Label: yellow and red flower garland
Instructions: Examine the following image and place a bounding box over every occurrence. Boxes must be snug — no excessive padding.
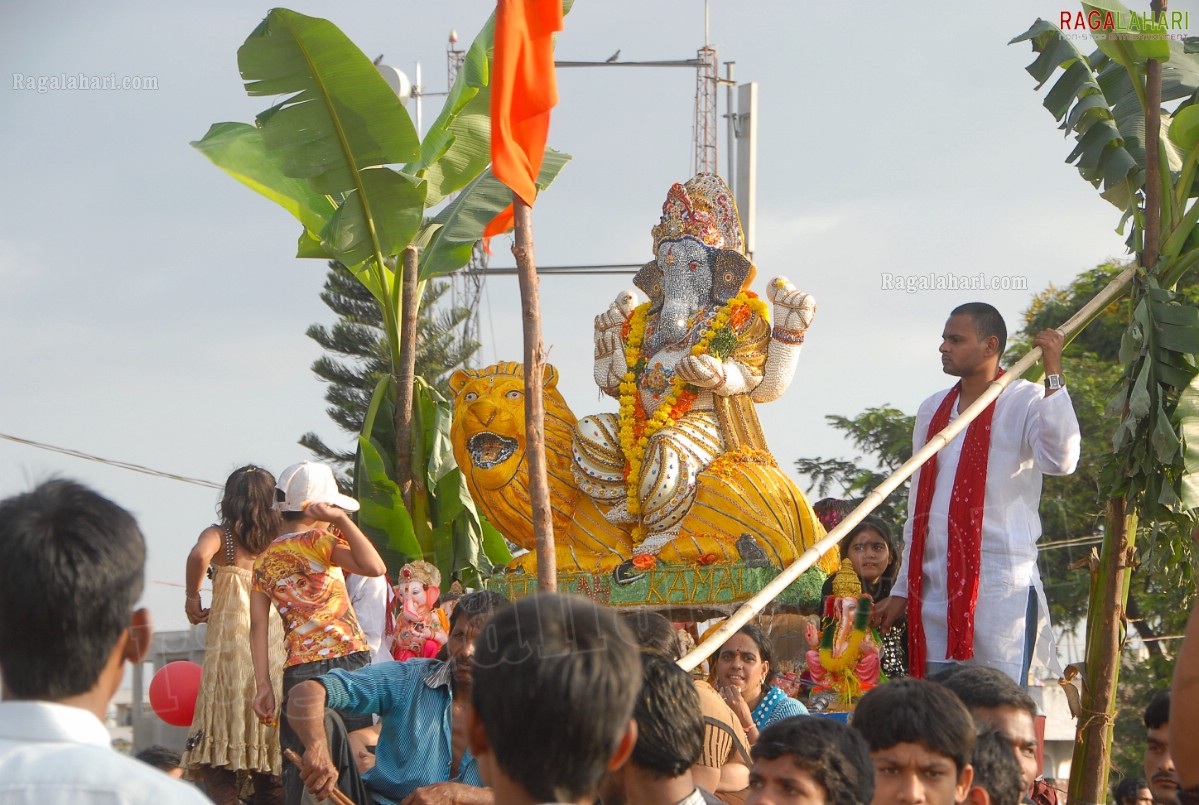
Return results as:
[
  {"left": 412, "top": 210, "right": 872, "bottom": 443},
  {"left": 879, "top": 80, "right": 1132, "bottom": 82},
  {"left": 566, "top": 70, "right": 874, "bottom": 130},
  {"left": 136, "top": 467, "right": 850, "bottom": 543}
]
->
[
  {"left": 617, "top": 291, "right": 768, "bottom": 543},
  {"left": 819, "top": 627, "right": 869, "bottom": 706}
]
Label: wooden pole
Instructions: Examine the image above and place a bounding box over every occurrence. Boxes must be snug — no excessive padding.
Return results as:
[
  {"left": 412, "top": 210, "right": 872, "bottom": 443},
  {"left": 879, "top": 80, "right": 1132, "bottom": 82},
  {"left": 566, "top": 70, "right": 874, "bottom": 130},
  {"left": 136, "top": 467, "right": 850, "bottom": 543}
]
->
[
  {"left": 512, "top": 195, "right": 556, "bottom": 592},
  {"left": 678, "top": 264, "right": 1135, "bottom": 673},
  {"left": 1070, "top": 5, "right": 1163, "bottom": 800},
  {"left": 394, "top": 245, "right": 419, "bottom": 512},
  {"left": 1069, "top": 501, "right": 1137, "bottom": 803}
]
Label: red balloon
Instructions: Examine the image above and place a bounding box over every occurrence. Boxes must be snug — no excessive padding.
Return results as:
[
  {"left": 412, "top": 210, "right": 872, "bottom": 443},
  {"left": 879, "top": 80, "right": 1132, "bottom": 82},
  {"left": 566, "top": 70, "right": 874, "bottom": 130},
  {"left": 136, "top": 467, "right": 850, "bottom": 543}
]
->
[{"left": 148, "top": 660, "right": 202, "bottom": 727}]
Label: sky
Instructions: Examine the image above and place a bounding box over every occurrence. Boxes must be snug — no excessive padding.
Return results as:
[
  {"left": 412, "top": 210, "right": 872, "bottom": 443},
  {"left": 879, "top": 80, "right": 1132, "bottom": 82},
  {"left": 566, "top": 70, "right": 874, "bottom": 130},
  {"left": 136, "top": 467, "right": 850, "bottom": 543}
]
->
[{"left": 3, "top": 0, "right": 1190, "bottom": 653}]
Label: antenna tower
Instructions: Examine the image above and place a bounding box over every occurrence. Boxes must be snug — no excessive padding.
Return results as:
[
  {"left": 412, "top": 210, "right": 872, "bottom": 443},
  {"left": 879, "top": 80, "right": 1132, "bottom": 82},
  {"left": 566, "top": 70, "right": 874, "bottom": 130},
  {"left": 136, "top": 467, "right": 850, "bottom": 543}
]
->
[{"left": 693, "top": 45, "right": 718, "bottom": 175}]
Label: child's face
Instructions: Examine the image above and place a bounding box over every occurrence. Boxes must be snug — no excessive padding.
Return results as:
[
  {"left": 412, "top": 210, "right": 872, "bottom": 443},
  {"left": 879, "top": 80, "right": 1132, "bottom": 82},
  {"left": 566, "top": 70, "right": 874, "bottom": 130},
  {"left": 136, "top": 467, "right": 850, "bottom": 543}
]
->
[
  {"left": 870, "top": 743, "right": 972, "bottom": 805},
  {"left": 848, "top": 528, "right": 892, "bottom": 585},
  {"left": 746, "top": 756, "right": 827, "bottom": 805}
]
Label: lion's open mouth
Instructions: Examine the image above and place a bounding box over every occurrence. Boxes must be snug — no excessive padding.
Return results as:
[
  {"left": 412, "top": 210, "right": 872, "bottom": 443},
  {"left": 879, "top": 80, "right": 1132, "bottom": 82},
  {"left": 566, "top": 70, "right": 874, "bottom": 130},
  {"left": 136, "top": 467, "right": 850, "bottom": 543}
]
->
[{"left": 467, "top": 432, "right": 519, "bottom": 469}]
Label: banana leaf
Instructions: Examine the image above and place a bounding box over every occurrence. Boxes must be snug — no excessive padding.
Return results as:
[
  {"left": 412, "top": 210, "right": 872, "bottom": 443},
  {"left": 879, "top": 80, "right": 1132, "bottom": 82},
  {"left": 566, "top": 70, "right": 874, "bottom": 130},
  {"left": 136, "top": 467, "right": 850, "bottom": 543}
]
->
[
  {"left": 412, "top": 14, "right": 496, "bottom": 207},
  {"left": 1081, "top": 0, "right": 1170, "bottom": 65},
  {"left": 357, "top": 435, "right": 421, "bottom": 570},
  {"left": 420, "top": 149, "right": 572, "bottom": 279},
  {"left": 238, "top": 9, "right": 425, "bottom": 278},
  {"left": 191, "top": 122, "right": 336, "bottom": 237},
  {"left": 1011, "top": 19, "right": 1143, "bottom": 209},
  {"left": 1177, "top": 371, "right": 1199, "bottom": 508}
]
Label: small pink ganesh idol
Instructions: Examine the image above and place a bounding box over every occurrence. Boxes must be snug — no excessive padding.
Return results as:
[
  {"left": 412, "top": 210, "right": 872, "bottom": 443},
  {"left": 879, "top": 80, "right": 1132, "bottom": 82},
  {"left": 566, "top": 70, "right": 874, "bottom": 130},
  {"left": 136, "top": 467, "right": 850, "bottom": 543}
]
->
[
  {"left": 804, "top": 559, "right": 881, "bottom": 706},
  {"left": 390, "top": 560, "right": 449, "bottom": 662}
]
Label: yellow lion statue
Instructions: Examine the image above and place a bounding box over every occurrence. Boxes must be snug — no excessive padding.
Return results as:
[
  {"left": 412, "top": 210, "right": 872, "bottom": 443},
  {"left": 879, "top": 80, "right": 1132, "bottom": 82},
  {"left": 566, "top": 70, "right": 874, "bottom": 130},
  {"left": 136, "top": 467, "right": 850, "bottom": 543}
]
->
[{"left": 449, "top": 361, "right": 836, "bottom": 577}]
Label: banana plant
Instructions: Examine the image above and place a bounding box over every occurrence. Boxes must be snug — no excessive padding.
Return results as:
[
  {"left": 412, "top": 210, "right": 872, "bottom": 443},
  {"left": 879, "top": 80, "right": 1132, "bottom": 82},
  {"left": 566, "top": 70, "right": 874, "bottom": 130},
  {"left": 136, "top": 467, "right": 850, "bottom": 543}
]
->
[
  {"left": 193, "top": 8, "right": 568, "bottom": 582},
  {"left": 1013, "top": 0, "right": 1199, "bottom": 796}
]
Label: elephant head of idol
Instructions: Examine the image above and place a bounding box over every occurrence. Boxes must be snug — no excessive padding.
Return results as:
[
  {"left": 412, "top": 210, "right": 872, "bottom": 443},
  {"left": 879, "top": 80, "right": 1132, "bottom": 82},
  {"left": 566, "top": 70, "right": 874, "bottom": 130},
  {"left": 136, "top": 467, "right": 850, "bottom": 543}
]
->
[{"left": 637, "top": 173, "right": 756, "bottom": 353}]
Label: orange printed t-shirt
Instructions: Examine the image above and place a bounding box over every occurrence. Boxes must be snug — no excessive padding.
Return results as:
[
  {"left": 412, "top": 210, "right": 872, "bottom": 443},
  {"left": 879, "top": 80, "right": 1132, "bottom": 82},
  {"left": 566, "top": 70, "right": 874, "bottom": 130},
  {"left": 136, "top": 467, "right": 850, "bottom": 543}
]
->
[{"left": 252, "top": 529, "right": 368, "bottom": 667}]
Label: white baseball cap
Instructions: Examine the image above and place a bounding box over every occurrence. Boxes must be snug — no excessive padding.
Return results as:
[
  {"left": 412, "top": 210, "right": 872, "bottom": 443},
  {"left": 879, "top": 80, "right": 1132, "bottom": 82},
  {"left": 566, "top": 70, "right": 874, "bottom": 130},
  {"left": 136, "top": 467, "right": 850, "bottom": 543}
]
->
[{"left": 273, "top": 462, "right": 360, "bottom": 512}]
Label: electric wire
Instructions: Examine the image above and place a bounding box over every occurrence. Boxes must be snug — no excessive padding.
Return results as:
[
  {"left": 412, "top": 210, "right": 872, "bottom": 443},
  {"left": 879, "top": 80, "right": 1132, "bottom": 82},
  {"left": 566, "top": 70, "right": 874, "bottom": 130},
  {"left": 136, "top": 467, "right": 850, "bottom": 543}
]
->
[{"left": 0, "top": 432, "right": 222, "bottom": 489}]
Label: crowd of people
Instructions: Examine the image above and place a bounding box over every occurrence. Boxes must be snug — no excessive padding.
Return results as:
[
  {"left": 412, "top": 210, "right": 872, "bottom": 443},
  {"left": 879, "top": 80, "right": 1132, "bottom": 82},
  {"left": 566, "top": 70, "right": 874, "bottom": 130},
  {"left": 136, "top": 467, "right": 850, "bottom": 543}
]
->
[
  {"left": 0, "top": 474, "right": 1192, "bottom": 805},
  {"left": 0, "top": 303, "right": 1193, "bottom": 804}
]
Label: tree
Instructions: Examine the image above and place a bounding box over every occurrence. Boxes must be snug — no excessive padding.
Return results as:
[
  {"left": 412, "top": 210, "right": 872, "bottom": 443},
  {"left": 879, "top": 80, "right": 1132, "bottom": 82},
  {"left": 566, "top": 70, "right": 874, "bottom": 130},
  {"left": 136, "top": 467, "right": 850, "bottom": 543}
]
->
[
  {"left": 793, "top": 406, "right": 914, "bottom": 532},
  {"left": 301, "top": 260, "right": 479, "bottom": 472},
  {"left": 192, "top": 8, "right": 572, "bottom": 583},
  {"left": 1021, "top": 264, "right": 1199, "bottom": 777},
  {"left": 1012, "top": 6, "right": 1199, "bottom": 795}
]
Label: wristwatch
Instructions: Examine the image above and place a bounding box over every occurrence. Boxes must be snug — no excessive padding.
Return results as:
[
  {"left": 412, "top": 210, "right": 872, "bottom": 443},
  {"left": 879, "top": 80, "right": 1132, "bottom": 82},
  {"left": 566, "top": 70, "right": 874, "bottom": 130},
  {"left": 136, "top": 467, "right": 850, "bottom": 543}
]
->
[{"left": 1044, "top": 374, "right": 1065, "bottom": 391}]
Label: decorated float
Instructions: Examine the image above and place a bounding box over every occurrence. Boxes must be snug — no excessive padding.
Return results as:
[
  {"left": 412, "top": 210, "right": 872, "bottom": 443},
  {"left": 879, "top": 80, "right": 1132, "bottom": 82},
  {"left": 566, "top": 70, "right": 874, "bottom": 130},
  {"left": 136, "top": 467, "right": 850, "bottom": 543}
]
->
[{"left": 449, "top": 173, "right": 840, "bottom": 619}]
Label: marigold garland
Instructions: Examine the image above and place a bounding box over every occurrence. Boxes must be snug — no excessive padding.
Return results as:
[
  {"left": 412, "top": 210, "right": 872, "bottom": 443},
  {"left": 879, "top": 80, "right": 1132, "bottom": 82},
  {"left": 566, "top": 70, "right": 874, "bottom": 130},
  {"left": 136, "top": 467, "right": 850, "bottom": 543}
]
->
[
  {"left": 817, "top": 629, "right": 867, "bottom": 676},
  {"left": 707, "top": 448, "right": 778, "bottom": 479},
  {"left": 617, "top": 292, "right": 769, "bottom": 541}
]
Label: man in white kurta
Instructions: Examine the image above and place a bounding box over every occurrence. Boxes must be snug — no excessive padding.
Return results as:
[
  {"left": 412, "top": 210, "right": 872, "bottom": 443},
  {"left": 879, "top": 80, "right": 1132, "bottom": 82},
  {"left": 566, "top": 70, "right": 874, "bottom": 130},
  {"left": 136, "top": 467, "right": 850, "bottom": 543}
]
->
[{"left": 876, "top": 303, "right": 1081, "bottom": 684}]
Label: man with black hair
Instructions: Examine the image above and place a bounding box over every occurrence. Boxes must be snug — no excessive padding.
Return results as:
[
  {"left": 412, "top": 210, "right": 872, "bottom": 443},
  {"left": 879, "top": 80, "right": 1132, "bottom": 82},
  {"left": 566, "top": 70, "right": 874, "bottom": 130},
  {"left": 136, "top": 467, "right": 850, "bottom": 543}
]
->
[
  {"left": 134, "top": 745, "right": 184, "bottom": 779},
  {"left": 745, "top": 716, "right": 874, "bottom": 805},
  {"left": 470, "top": 593, "right": 640, "bottom": 805},
  {"left": 853, "top": 678, "right": 975, "bottom": 805},
  {"left": 934, "top": 666, "right": 1040, "bottom": 794},
  {"left": 0, "top": 479, "right": 209, "bottom": 804},
  {"left": 875, "top": 303, "right": 1080, "bottom": 684},
  {"left": 621, "top": 610, "right": 750, "bottom": 796},
  {"left": 1142, "top": 690, "right": 1178, "bottom": 804},
  {"left": 1112, "top": 777, "right": 1152, "bottom": 805},
  {"left": 599, "top": 650, "right": 719, "bottom": 805},
  {"left": 968, "top": 730, "right": 1024, "bottom": 805},
  {"left": 288, "top": 589, "right": 508, "bottom": 805}
]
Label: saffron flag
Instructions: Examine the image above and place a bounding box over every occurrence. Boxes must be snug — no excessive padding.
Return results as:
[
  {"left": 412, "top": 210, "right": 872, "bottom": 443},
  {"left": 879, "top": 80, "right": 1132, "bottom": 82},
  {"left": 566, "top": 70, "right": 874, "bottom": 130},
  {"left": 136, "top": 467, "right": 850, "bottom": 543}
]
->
[{"left": 483, "top": 0, "right": 564, "bottom": 242}]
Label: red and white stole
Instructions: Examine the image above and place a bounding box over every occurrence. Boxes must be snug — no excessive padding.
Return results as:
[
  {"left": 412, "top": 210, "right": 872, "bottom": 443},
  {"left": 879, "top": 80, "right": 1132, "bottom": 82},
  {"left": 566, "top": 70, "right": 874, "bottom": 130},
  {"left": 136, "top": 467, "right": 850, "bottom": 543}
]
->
[{"left": 906, "top": 373, "right": 1001, "bottom": 678}]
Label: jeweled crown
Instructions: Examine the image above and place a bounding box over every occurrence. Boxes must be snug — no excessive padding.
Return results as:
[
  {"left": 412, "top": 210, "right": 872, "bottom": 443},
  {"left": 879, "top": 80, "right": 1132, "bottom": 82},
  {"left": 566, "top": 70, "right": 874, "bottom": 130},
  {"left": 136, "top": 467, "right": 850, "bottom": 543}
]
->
[
  {"left": 831, "top": 558, "right": 863, "bottom": 598},
  {"left": 651, "top": 173, "right": 745, "bottom": 255},
  {"left": 399, "top": 559, "right": 441, "bottom": 588}
]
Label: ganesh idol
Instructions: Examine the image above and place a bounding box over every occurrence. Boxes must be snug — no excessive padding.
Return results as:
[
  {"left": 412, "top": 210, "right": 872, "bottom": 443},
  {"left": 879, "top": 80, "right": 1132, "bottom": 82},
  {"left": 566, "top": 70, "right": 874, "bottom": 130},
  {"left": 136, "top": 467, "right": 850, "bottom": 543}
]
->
[{"left": 573, "top": 173, "right": 817, "bottom": 555}]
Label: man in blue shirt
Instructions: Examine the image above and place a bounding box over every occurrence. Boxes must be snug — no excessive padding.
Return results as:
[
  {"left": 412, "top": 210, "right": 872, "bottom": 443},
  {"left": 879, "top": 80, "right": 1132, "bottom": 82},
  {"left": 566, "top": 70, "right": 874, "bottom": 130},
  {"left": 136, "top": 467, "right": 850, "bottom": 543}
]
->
[{"left": 288, "top": 590, "right": 507, "bottom": 805}]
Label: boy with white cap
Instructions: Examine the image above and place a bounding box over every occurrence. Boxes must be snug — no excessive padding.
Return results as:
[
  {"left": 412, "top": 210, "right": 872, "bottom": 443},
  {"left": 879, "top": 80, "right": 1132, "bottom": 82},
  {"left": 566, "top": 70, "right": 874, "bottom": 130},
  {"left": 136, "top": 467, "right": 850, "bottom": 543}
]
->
[{"left": 249, "top": 461, "right": 387, "bottom": 805}]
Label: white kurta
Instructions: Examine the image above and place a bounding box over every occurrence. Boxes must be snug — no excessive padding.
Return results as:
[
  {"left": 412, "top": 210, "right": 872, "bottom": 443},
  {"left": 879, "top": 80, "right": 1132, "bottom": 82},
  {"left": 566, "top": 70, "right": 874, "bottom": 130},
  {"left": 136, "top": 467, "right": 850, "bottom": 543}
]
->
[
  {"left": 894, "top": 380, "right": 1081, "bottom": 682},
  {"left": 346, "top": 573, "right": 392, "bottom": 665}
]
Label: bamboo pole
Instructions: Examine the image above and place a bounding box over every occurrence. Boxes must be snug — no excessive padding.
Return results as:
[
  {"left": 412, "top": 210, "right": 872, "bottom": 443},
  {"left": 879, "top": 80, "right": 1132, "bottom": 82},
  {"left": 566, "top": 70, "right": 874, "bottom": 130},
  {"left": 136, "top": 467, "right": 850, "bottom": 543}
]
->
[
  {"left": 512, "top": 195, "right": 557, "bottom": 592},
  {"left": 678, "top": 264, "right": 1136, "bottom": 673}
]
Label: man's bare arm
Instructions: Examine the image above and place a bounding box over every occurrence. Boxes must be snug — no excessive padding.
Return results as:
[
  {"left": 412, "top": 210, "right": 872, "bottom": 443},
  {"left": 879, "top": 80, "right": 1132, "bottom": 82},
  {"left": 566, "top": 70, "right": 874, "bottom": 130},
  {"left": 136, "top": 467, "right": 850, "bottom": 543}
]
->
[{"left": 287, "top": 679, "right": 340, "bottom": 801}]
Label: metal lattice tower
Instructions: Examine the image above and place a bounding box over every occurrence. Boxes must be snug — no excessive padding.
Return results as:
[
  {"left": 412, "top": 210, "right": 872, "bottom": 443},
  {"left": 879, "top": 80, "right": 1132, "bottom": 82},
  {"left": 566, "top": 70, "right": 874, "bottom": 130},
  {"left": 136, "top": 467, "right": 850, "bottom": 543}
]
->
[
  {"left": 447, "top": 29, "right": 465, "bottom": 84},
  {"left": 693, "top": 46, "right": 718, "bottom": 175}
]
